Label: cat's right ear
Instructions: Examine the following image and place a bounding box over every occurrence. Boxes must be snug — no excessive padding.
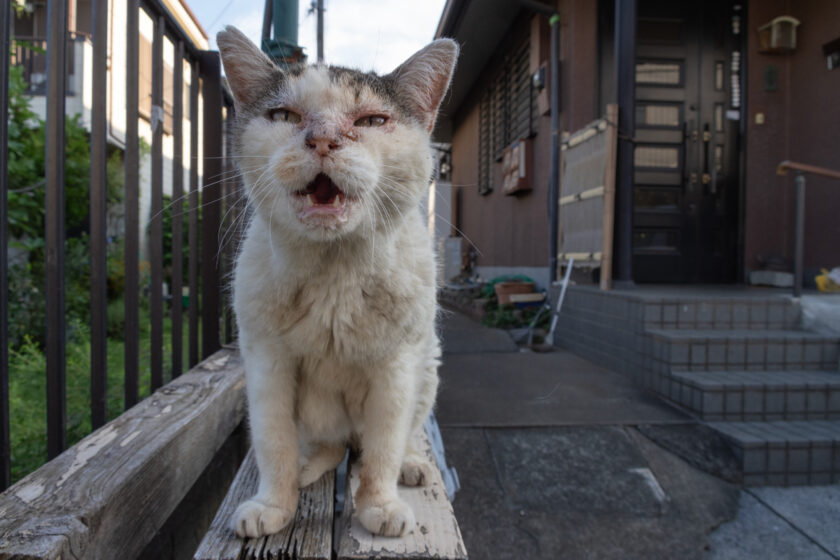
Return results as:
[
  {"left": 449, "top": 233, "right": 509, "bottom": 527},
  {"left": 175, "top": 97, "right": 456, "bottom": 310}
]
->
[{"left": 217, "top": 26, "right": 278, "bottom": 107}]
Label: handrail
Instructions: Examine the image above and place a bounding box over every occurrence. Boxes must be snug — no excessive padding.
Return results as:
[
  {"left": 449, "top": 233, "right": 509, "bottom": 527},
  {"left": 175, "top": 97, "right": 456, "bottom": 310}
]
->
[
  {"left": 775, "top": 160, "right": 840, "bottom": 298},
  {"left": 777, "top": 160, "right": 840, "bottom": 181}
]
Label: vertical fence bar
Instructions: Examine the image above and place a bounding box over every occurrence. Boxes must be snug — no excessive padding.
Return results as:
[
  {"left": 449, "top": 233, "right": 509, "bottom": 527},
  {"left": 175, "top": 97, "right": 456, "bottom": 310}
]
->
[
  {"left": 188, "top": 62, "right": 200, "bottom": 367},
  {"left": 171, "top": 41, "right": 185, "bottom": 377},
  {"left": 124, "top": 0, "right": 140, "bottom": 409},
  {"left": 45, "top": 0, "right": 68, "bottom": 459},
  {"left": 0, "top": 0, "right": 11, "bottom": 490},
  {"left": 199, "top": 51, "right": 222, "bottom": 359},
  {"left": 149, "top": 16, "right": 164, "bottom": 390},
  {"left": 90, "top": 0, "right": 109, "bottom": 429}
]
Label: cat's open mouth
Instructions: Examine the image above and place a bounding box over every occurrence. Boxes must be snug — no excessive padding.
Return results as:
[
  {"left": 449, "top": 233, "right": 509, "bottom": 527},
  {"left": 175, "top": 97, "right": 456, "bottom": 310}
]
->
[{"left": 295, "top": 173, "right": 349, "bottom": 222}]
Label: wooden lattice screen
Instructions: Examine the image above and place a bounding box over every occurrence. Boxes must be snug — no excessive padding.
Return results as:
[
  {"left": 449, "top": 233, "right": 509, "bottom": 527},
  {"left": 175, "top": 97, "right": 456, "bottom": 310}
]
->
[{"left": 557, "top": 104, "right": 618, "bottom": 289}]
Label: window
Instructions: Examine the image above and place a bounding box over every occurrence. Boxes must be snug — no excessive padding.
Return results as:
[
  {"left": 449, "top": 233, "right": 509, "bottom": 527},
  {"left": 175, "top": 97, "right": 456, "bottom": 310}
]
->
[
  {"left": 478, "top": 38, "right": 536, "bottom": 195},
  {"left": 139, "top": 34, "right": 175, "bottom": 134}
]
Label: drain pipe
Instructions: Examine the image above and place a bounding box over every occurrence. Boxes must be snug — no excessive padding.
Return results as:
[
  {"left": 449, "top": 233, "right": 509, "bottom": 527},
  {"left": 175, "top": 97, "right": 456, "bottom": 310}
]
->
[{"left": 520, "top": 1, "right": 561, "bottom": 284}]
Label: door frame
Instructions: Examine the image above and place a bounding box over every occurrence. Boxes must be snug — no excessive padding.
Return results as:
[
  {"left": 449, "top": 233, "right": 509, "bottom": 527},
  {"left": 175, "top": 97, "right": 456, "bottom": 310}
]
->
[{"left": 600, "top": 0, "right": 748, "bottom": 284}]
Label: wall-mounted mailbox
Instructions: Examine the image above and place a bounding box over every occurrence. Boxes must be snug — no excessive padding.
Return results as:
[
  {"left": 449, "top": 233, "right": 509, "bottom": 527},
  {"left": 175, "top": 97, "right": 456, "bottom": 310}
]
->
[
  {"left": 824, "top": 37, "right": 840, "bottom": 70},
  {"left": 758, "top": 16, "right": 801, "bottom": 54}
]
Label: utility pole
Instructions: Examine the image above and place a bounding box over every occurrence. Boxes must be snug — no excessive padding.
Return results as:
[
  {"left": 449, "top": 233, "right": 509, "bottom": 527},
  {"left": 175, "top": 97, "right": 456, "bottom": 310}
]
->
[{"left": 316, "top": 0, "right": 324, "bottom": 62}]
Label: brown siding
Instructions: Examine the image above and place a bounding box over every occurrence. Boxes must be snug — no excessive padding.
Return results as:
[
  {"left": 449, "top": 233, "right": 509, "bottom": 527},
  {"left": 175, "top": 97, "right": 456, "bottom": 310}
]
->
[
  {"left": 450, "top": 1, "right": 600, "bottom": 270},
  {"left": 451, "top": 87, "right": 552, "bottom": 267},
  {"left": 745, "top": 0, "right": 840, "bottom": 272},
  {"left": 560, "top": 0, "right": 599, "bottom": 131}
]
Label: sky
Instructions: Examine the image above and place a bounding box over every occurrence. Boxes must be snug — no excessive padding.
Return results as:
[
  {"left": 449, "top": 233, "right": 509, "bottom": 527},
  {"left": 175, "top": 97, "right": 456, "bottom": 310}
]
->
[{"left": 190, "top": 0, "right": 448, "bottom": 75}]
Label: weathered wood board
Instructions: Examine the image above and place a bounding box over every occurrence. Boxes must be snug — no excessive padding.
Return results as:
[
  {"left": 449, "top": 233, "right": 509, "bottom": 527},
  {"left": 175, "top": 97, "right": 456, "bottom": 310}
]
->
[
  {"left": 337, "top": 431, "right": 468, "bottom": 560},
  {"left": 557, "top": 103, "right": 618, "bottom": 289},
  {"left": 193, "top": 448, "right": 334, "bottom": 560},
  {"left": 0, "top": 349, "right": 246, "bottom": 560}
]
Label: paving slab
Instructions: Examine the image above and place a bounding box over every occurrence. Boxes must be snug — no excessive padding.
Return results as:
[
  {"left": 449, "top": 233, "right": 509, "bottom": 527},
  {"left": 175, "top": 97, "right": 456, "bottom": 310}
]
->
[
  {"left": 437, "top": 351, "right": 687, "bottom": 427},
  {"left": 485, "top": 427, "right": 664, "bottom": 516},
  {"left": 706, "top": 491, "right": 836, "bottom": 560},
  {"left": 439, "top": 310, "right": 519, "bottom": 354},
  {"left": 441, "top": 426, "right": 740, "bottom": 560},
  {"left": 749, "top": 485, "right": 840, "bottom": 557},
  {"left": 636, "top": 423, "right": 742, "bottom": 483},
  {"left": 802, "top": 294, "right": 840, "bottom": 336}
]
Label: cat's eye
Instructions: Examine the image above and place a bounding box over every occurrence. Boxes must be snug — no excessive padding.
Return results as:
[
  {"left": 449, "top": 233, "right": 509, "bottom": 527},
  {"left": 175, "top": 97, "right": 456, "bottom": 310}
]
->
[
  {"left": 267, "top": 108, "right": 302, "bottom": 124},
  {"left": 354, "top": 115, "right": 388, "bottom": 127}
]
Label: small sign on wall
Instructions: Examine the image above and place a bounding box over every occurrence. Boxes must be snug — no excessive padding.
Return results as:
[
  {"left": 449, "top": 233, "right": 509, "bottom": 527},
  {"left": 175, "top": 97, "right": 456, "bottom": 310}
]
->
[{"left": 502, "top": 138, "right": 533, "bottom": 195}]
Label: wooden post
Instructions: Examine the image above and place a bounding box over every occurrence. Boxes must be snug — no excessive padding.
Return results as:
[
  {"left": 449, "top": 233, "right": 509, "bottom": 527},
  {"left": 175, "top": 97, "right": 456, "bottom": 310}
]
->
[{"left": 600, "top": 104, "right": 618, "bottom": 290}]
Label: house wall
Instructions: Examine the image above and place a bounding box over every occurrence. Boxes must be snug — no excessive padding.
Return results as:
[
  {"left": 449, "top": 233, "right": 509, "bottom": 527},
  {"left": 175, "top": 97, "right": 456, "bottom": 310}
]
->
[
  {"left": 449, "top": 1, "right": 599, "bottom": 288},
  {"left": 744, "top": 0, "right": 840, "bottom": 275}
]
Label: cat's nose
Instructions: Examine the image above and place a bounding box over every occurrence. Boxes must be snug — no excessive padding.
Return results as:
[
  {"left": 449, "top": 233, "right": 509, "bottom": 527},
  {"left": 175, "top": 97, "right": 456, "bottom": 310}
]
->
[{"left": 305, "top": 134, "right": 340, "bottom": 156}]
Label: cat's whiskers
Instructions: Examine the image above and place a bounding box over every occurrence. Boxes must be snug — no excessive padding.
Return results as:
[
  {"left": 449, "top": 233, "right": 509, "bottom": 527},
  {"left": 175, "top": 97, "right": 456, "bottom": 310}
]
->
[
  {"left": 220, "top": 164, "right": 277, "bottom": 263},
  {"left": 373, "top": 175, "right": 483, "bottom": 257},
  {"left": 147, "top": 163, "right": 263, "bottom": 224},
  {"left": 214, "top": 162, "right": 274, "bottom": 262}
]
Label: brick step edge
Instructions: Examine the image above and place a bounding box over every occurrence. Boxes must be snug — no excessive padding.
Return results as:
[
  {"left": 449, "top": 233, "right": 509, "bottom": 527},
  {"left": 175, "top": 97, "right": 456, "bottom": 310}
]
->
[
  {"left": 657, "top": 370, "right": 840, "bottom": 422},
  {"left": 707, "top": 420, "right": 840, "bottom": 486}
]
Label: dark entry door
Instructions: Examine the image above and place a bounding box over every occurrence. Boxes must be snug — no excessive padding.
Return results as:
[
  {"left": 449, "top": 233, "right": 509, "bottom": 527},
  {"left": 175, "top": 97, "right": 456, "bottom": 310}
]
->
[{"left": 632, "top": 0, "right": 740, "bottom": 283}]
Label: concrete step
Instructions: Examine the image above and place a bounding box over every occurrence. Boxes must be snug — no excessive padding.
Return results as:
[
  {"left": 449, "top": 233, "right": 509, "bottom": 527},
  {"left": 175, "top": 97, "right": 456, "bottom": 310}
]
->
[
  {"left": 647, "top": 329, "right": 840, "bottom": 372},
  {"left": 708, "top": 420, "right": 840, "bottom": 486},
  {"left": 665, "top": 370, "right": 840, "bottom": 421}
]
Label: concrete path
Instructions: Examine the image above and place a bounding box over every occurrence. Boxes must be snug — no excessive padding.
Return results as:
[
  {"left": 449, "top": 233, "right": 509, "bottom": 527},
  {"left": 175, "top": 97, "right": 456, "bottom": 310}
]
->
[{"left": 437, "top": 309, "right": 840, "bottom": 560}]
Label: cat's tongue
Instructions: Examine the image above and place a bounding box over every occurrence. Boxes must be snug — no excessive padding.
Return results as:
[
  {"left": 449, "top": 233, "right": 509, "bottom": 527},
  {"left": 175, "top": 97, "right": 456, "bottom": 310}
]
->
[{"left": 307, "top": 173, "right": 340, "bottom": 205}]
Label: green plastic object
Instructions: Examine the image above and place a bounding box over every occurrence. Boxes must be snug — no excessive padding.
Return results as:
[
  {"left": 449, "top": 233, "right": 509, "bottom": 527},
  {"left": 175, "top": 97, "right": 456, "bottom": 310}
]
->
[{"left": 262, "top": 0, "right": 303, "bottom": 62}]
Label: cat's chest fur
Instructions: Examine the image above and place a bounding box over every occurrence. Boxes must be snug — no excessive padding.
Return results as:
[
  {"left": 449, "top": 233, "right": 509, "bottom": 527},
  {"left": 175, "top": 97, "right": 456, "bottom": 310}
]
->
[{"left": 235, "top": 215, "right": 435, "bottom": 367}]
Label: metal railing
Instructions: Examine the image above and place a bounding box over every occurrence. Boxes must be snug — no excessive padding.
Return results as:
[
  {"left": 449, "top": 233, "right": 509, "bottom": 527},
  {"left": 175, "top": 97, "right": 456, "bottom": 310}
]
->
[
  {"left": 776, "top": 160, "right": 840, "bottom": 298},
  {"left": 0, "top": 0, "right": 239, "bottom": 490}
]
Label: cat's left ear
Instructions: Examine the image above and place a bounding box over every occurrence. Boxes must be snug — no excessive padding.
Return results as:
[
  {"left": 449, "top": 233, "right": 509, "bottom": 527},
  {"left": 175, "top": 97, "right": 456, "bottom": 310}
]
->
[{"left": 389, "top": 39, "right": 459, "bottom": 132}]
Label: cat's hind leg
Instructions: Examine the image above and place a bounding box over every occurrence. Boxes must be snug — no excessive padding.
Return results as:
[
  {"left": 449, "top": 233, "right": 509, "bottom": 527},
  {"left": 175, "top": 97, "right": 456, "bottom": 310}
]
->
[
  {"left": 399, "top": 437, "right": 435, "bottom": 487},
  {"left": 399, "top": 345, "right": 439, "bottom": 487},
  {"left": 299, "top": 442, "right": 346, "bottom": 488}
]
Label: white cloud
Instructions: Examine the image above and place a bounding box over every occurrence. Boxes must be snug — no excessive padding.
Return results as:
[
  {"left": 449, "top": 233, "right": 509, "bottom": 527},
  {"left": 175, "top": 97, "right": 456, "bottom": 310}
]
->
[
  {"left": 302, "top": 0, "right": 447, "bottom": 72},
  {"left": 205, "top": 0, "right": 446, "bottom": 75}
]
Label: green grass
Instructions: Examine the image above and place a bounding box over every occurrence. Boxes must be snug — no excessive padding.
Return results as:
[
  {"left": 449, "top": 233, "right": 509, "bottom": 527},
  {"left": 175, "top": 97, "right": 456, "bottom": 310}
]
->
[{"left": 8, "top": 303, "right": 192, "bottom": 484}]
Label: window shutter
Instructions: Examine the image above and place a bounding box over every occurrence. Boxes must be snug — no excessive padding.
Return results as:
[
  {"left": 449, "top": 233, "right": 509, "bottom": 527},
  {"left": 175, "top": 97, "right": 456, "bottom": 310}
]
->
[
  {"left": 511, "top": 39, "right": 533, "bottom": 141},
  {"left": 476, "top": 36, "right": 535, "bottom": 195},
  {"left": 479, "top": 90, "right": 492, "bottom": 195}
]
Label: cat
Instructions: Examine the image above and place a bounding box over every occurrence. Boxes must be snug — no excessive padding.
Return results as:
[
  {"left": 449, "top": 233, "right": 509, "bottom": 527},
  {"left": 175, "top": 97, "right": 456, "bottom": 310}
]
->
[{"left": 216, "top": 27, "right": 458, "bottom": 539}]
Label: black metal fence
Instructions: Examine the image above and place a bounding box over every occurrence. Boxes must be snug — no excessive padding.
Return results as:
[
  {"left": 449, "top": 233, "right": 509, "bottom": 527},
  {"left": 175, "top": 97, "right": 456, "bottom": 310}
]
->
[{"left": 0, "top": 0, "right": 239, "bottom": 490}]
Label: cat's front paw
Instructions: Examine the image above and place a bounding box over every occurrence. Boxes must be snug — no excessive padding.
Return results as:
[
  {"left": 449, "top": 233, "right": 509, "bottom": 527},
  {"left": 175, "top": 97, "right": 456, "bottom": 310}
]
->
[
  {"left": 399, "top": 458, "right": 434, "bottom": 487},
  {"left": 356, "top": 497, "right": 416, "bottom": 537},
  {"left": 231, "top": 498, "right": 296, "bottom": 538}
]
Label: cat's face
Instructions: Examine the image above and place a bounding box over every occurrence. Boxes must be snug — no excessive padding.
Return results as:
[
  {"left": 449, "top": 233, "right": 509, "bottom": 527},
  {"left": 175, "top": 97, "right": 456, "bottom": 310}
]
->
[{"left": 217, "top": 27, "right": 458, "bottom": 243}]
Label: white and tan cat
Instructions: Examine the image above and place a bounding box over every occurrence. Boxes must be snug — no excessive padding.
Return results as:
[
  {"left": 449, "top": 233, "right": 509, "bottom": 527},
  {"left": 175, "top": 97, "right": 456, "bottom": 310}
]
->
[{"left": 216, "top": 27, "right": 458, "bottom": 538}]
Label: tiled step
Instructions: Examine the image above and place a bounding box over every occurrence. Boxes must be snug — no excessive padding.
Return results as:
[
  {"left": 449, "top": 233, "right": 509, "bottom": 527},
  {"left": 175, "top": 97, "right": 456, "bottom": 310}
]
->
[
  {"left": 641, "top": 298, "right": 801, "bottom": 331},
  {"left": 665, "top": 370, "right": 840, "bottom": 421},
  {"left": 647, "top": 329, "right": 840, "bottom": 372},
  {"left": 709, "top": 420, "right": 840, "bottom": 486}
]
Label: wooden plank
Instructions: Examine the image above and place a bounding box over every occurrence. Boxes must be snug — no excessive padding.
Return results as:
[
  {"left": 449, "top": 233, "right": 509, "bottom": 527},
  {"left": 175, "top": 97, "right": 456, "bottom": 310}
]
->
[
  {"left": 194, "top": 449, "right": 334, "bottom": 560},
  {"left": 600, "top": 104, "right": 619, "bottom": 291},
  {"left": 0, "top": 349, "right": 246, "bottom": 560},
  {"left": 337, "top": 431, "right": 467, "bottom": 560},
  {"left": 559, "top": 252, "right": 603, "bottom": 262},
  {"left": 559, "top": 185, "right": 605, "bottom": 206}
]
